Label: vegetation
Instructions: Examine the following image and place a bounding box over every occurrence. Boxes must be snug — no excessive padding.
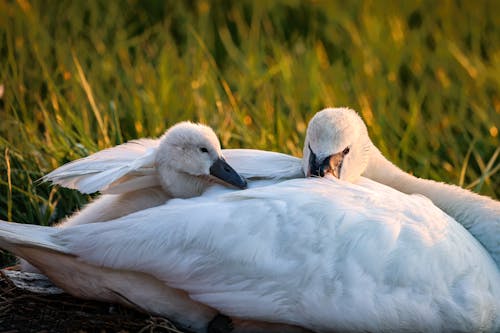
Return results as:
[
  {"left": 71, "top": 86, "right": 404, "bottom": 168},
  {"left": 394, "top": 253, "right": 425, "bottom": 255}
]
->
[{"left": 1, "top": 0, "right": 499, "bottom": 265}]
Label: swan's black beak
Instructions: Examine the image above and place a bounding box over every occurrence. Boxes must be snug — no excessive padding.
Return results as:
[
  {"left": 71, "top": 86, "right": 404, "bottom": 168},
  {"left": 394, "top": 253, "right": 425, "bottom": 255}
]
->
[
  {"left": 209, "top": 157, "right": 247, "bottom": 189},
  {"left": 309, "top": 145, "right": 345, "bottom": 179}
]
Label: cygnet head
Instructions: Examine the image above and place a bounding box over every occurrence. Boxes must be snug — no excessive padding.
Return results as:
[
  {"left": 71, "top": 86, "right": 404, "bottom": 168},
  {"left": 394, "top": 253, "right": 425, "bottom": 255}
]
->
[
  {"left": 303, "top": 107, "right": 373, "bottom": 181},
  {"left": 156, "top": 122, "right": 247, "bottom": 196}
]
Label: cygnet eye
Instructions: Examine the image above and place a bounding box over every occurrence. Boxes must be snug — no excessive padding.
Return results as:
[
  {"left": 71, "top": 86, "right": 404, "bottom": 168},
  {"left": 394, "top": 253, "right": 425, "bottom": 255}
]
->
[
  {"left": 200, "top": 147, "right": 209, "bottom": 153},
  {"left": 342, "top": 147, "right": 350, "bottom": 155}
]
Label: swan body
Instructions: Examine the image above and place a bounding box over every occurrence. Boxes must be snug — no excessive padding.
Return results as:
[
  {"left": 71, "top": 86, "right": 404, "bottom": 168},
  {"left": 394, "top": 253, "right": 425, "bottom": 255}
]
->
[
  {"left": 304, "top": 107, "right": 500, "bottom": 267},
  {"left": 1, "top": 177, "right": 499, "bottom": 332}
]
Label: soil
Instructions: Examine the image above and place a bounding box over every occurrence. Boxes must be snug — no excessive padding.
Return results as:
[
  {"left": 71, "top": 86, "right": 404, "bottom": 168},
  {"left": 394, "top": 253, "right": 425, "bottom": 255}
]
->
[{"left": 0, "top": 269, "right": 188, "bottom": 333}]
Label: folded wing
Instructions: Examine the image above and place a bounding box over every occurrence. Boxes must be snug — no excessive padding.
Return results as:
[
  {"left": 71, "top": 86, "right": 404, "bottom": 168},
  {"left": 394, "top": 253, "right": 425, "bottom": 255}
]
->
[
  {"left": 42, "top": 144, "right": 304, "bottom": 195},
  {"left": 41, "top": 139, "right": 160, "bottom": 194},
  {"left": 223, "top": 149, "right": 303, "bottom": 180}
]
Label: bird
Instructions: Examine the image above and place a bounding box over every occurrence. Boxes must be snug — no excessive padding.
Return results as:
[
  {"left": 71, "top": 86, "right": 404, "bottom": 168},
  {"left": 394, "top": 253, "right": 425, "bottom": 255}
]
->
[
  {"left": 43, "top": 108, "right": 500, "bottom": 268},
  {"left": 19, "top": 121, "right": 248, "bottom": 273},
  {"left": 39, "top": 121, "right": 248, "bottom": 228},
  {"left": 0, "top": 175, "right": 499, "bottom": 332},
  {"left": 303, "top": 107, "right": 500, "bottom": 267}
]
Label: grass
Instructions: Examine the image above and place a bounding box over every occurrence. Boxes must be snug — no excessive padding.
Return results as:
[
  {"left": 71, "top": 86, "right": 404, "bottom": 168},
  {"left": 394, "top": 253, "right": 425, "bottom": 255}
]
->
[{"left": 0, "top": 0, "right": 499, "bottom": 266}]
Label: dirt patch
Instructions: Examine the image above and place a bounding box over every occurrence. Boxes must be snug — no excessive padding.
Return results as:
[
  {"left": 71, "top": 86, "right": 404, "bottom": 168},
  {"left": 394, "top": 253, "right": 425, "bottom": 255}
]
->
[{"left": 0, "top": 270, "right": 188, "bottom": 333}]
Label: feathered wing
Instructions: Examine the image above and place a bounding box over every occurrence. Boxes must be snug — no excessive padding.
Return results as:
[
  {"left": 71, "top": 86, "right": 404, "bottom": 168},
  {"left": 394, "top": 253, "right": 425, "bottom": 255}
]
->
[
  {"left": 222, "top": 149, "right": 303, "bottom": 180},
  {"left": 5, "top": 177, "right": 498, "bottom": 332},
  {"left": 41, "top": 139, "right": 160, "bottom": 194},
  {"left": 42, "top": 145, "right": 304, "bottom": 194}
]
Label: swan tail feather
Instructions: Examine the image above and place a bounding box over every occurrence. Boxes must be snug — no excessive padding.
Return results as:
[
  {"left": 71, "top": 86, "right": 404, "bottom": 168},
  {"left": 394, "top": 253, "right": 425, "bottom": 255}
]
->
[{"left": 0, "top": 220, "right": 67, "bottom": 254}]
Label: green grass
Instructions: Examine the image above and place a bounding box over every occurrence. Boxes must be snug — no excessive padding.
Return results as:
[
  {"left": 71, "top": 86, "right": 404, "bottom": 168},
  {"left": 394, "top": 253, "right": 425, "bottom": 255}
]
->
[{"left": 0, "top": 0, "right": 499, "bottom": 265}]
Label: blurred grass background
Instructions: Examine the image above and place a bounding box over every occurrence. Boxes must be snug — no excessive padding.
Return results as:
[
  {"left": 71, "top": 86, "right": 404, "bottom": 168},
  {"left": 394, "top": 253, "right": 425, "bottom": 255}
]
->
[{"left": 0, "top": 0, "right": 499, "bottom": 264}]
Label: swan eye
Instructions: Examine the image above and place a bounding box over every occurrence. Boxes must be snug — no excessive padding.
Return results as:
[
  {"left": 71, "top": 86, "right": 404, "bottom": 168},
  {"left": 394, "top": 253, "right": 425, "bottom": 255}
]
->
[
  {"left": 200, "top": 147, "right": 209, "bottom": 153},
  {"left": 342, "top": 147, "right": 350, "bottom": 155}
]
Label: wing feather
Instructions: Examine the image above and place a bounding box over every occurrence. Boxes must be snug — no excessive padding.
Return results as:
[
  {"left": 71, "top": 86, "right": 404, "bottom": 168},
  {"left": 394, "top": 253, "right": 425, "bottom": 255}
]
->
[
  {"left": 222, "top": 149, "right": 303, "bottom": 179},
  {"left": 42, "top": 145, "right": 304, "bottom": 194},
  {"left": 41, "top": 139, "right": 159, "bottom": 194}
]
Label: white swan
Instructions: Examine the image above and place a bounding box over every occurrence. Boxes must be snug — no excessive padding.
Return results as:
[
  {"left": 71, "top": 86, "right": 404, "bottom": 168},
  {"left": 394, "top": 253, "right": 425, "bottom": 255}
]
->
[
  {"left": 302, "top": 107, "right": 500, "bottom": 267},
  {"left": 19, "top": 121, "right": 248, "bottom": 273},
  {"left": 1, "top": 176, "right": 499, "bottom": 332},
  {"left": 42, "top": 121, "right": 247, "bottom": 227}
]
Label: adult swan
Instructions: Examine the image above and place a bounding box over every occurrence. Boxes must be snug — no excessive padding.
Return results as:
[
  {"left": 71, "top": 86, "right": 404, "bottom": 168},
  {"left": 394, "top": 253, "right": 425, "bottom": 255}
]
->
[
  {"left": 303, "top": 107, "right": 500, "bottom": 267},
  {"left": 0, "top": 179, "right": 499, "bottom": 332}
]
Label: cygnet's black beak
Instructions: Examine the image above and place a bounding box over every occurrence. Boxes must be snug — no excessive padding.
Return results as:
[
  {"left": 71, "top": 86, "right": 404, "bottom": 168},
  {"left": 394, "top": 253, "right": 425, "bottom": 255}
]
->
[
  {"left": 309, "top": 145, "right": 345, "bottom": 179},
  {"left": 209, "top": 157, "right": 247, "bottom": 189}
]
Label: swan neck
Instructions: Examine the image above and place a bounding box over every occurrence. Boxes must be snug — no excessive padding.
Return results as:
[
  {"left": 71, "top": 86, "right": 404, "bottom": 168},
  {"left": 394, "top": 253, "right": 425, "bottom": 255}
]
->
[
  {"left": 364, "top": 147, "right": 496, "bottom": 221},
  {"left": 363, "top": 146, "right": 500, "bottom": 267}
]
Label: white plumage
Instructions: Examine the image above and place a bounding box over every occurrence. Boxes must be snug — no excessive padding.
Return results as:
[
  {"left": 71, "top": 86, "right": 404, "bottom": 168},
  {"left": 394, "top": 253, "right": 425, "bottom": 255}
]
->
[
  {"left": 42, "top": 148, "right": 301, "bottom": 228},
  {"left": 43, "top": 108, "right": 500, "bottom": 267},
  {"left": 303, "top": 107, "right": 500, "bottom": 267},
  {"left": 39, "top": 121, "right": 249, "bottom": 228},
  {"left": 1, "top": 177, "right": 499, "bottom": 332},
  {"left": 43, "top": 121, "right": 247, "bottom": 196},
  {"left": 6, "top": 107, "right": 498, "bottom": 332},
  {"left": 20, "top": 121, "right": 248, "bottom": 273},
  {"left": 42, "top": 144, "right": 299, "bottom": 195},
  {"left": 41, "top": 138, "right": 159, "bottom": 194}
]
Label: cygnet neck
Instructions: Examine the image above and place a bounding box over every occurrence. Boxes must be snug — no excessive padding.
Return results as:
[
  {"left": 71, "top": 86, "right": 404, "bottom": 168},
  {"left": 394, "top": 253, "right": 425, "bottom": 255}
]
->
[{"left": 158, "top": 168, "right": 210, "bottom": 198}]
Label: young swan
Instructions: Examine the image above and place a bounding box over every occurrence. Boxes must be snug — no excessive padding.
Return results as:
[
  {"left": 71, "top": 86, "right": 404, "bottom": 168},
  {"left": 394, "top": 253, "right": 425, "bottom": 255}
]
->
[
  {"left": 304, "top": 107, "right": 500, "bottom": 267},
  {"left": 20, "top": 122, "right": 246, "bottom": 272},
  {"left": 44, "top": 121, "right": 247, "bottom": 228}
]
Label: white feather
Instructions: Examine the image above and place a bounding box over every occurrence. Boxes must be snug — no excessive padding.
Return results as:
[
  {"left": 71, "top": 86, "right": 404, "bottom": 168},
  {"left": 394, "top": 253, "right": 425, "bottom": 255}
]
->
[
  {"left": 2, "top": 177, "right": 499, "bottom": 332},
  {"left": 40, "top": 110, "right": 500, "bottom": 270},
  {"left": 305, "top": 107, "right": 500, "bottom": 267},
  {"left": 223, "top": 149, "right": 303, "bottom": 180},
  {"left": 0, "top": 222, "right": 66, "bottom": 253},
  {"left": 43, "top": 145, "right": 303, "bottom": 195},
  {"left": 41, "top": 139, "right": 159, "bottom": 194}
]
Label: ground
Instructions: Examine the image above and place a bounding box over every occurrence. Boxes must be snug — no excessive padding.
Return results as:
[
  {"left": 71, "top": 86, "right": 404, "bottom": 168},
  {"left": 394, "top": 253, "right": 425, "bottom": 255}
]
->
[{"left": 0, "top": 269, "right": 188, "bottom": 333}]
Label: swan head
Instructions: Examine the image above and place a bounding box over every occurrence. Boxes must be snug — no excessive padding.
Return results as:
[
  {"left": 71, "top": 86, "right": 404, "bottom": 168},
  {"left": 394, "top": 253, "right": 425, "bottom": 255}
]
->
[
  {"left": 303, "top": 107, "right": 372, "bottom": 181},
  {"left": 156, "top": 122, "right": 247, "bottom": 191}
]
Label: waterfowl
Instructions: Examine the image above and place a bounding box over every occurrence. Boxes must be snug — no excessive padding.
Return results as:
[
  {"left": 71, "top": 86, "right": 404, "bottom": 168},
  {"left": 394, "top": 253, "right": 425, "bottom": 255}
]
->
[
  {"left": 42, "top": 121, "right": 247, "bottom": 228},
  {"left": 1, "top": 176, "right": 499, "bottom": 332},
  {"left": 303, "top": 107, "right": 500, "bottom": 267},
  {"left": 20, "top": 121, "right": 247, "bottom": 273}
]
